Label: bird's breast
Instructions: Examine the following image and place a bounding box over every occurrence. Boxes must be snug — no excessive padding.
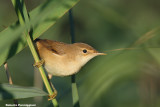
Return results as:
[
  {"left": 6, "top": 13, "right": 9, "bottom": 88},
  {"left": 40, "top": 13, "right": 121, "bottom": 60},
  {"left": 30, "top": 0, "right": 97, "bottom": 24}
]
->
[{"left": 44, "top": 57, "right": 82, "bottom": 76}]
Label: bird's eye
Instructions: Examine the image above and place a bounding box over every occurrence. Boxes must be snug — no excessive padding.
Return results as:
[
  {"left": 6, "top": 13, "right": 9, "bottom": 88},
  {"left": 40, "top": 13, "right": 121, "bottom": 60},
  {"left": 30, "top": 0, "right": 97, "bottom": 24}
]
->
[{"left": 83, "top": 49, "right": 87, "bottom": 53}]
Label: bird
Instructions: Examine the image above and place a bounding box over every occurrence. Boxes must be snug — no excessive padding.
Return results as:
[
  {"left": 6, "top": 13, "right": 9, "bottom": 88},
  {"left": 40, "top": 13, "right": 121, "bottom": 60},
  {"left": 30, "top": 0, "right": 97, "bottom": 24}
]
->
[{"left": 33, "top": 39, "right": 106, "bottom": 99}]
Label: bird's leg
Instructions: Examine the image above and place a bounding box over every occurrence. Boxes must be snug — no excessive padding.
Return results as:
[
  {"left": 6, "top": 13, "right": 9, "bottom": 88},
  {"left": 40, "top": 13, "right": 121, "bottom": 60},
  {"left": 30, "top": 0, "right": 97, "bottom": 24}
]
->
[
  {"left": 47, "top": 74, "right": 57, "bottom": 100},
  {"left": 33, "top": 59, "right": 45, "bottom": 68}
]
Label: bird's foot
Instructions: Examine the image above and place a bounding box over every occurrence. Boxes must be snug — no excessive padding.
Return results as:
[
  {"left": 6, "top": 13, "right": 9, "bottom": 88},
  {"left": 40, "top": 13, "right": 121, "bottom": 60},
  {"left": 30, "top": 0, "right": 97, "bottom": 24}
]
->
[
  {"left": 48, "top": 90, "right": 57, "bottom": 101},
  {"left": 33, "top": 59, "right": 45, "bottom": 68}
]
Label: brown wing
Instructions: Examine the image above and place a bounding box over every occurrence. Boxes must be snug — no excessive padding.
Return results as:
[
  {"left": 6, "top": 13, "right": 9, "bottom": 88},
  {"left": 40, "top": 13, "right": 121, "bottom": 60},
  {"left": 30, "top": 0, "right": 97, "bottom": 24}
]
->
[{"left": 36, "top": 39, "right": 66, "bottom": 55}]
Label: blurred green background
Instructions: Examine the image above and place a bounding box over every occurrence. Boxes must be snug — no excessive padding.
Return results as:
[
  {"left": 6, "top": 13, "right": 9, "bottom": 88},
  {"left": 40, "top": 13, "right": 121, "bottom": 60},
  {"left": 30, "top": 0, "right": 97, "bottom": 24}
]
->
[{"left": 1, "top": 0, "right": 160, "bottom": 107}]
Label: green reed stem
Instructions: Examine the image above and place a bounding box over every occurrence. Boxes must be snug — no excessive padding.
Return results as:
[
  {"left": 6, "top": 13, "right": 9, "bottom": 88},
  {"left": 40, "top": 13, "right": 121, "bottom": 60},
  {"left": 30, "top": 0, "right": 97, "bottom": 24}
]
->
[
  {"left": 69, "top": 9, "right": 80, "bottom": 107},
  {"left": 11, "top": 0, "right": 58, "bottom": 106}
]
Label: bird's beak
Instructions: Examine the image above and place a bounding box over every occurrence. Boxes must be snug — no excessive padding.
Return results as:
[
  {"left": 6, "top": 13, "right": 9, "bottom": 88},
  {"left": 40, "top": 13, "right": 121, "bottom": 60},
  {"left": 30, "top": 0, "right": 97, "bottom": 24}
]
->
[{"left": 97, "top": 53, "right": 107, "bottom": 55}]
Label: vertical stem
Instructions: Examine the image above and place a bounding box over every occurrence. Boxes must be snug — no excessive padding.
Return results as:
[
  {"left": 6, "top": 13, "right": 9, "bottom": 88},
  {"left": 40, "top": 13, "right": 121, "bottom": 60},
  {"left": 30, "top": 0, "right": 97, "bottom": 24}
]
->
[
  {"left": 69, "top": 9, "right": 80, "bottom": 107},
  {"left": 10, "top": 0, "right": 58, "bottom": 106},
  {"left": 4, "top": 63, "right": 13, "bottom": 85},
  {"left": 4, "top": 62, "right": 19, "bottom": 107},
  {"left": 69, "top": 9, "right": 75, "bottom": 43}
]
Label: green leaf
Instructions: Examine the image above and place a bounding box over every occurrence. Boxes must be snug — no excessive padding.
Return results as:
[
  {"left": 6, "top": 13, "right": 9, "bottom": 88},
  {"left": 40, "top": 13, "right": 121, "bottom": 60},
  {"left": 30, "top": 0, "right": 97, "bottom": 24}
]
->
[
  {"left": 59, "top": 51, "right": 144, "bottom": 107},
  {"left": 0, "top": 83, "right": 47, "bottom": 100},
  {"left": 79, "top": 51, "right": 139, "bottom": 107},
  {"left": 0, "top": 24, "right": 27, "bottom": 66},
  {"left": 0, "top": 0, "right": 79, "bottom": 66}
]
